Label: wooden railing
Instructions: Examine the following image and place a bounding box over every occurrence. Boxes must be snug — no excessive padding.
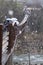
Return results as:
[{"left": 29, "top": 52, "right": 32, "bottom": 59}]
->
[{"left": 0, "top": 24, "right": 15, "bottom": 65}]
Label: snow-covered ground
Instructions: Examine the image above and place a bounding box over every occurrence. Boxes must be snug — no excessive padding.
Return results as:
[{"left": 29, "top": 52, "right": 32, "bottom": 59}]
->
[{"left": 12, "top": 54, "right": 43, "bottom": 64}]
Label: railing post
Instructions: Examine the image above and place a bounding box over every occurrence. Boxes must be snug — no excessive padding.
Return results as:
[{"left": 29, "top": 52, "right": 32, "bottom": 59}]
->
[
  {"left": 0, "top": 24, "right": 3, "bottom": 65},
  {"left": 8, "top": 24, "right": 14, "bottom": 53}
]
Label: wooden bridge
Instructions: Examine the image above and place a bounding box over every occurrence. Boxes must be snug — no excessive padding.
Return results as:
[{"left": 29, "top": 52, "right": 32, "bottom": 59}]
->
[
  {"left": 0, "top": 10, "right": 31, "bottom": 65},
  {"left": 0, "top": 23, "right": 16, "bottom": 65}
]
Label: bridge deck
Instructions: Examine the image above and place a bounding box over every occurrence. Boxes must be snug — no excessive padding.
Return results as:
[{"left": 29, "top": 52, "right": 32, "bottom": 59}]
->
[
  {"left": 2, "top": 31, "right": 15, "bottom": 65},
  {"left": 2, "top": 44, "right": 14, "bottom": 65}
]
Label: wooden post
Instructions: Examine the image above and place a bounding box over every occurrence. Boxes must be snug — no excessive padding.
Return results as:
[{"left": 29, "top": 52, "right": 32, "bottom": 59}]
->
[
  {"left": 8, "top": 24, "right": 14, "bottom": 53},
  {"left": 0, "top": 24, "right": 3, "bottom": 65}
]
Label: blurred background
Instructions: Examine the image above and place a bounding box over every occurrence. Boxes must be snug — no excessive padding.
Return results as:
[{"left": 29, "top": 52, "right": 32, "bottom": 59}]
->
[{"left": 1, "top": 0, "right": 43, "bottom": 65}]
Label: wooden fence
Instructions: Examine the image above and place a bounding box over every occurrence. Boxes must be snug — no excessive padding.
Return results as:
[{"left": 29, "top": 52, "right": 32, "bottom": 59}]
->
[{"left": 0, "top": 24, "right": 15, "bottom": 65}]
